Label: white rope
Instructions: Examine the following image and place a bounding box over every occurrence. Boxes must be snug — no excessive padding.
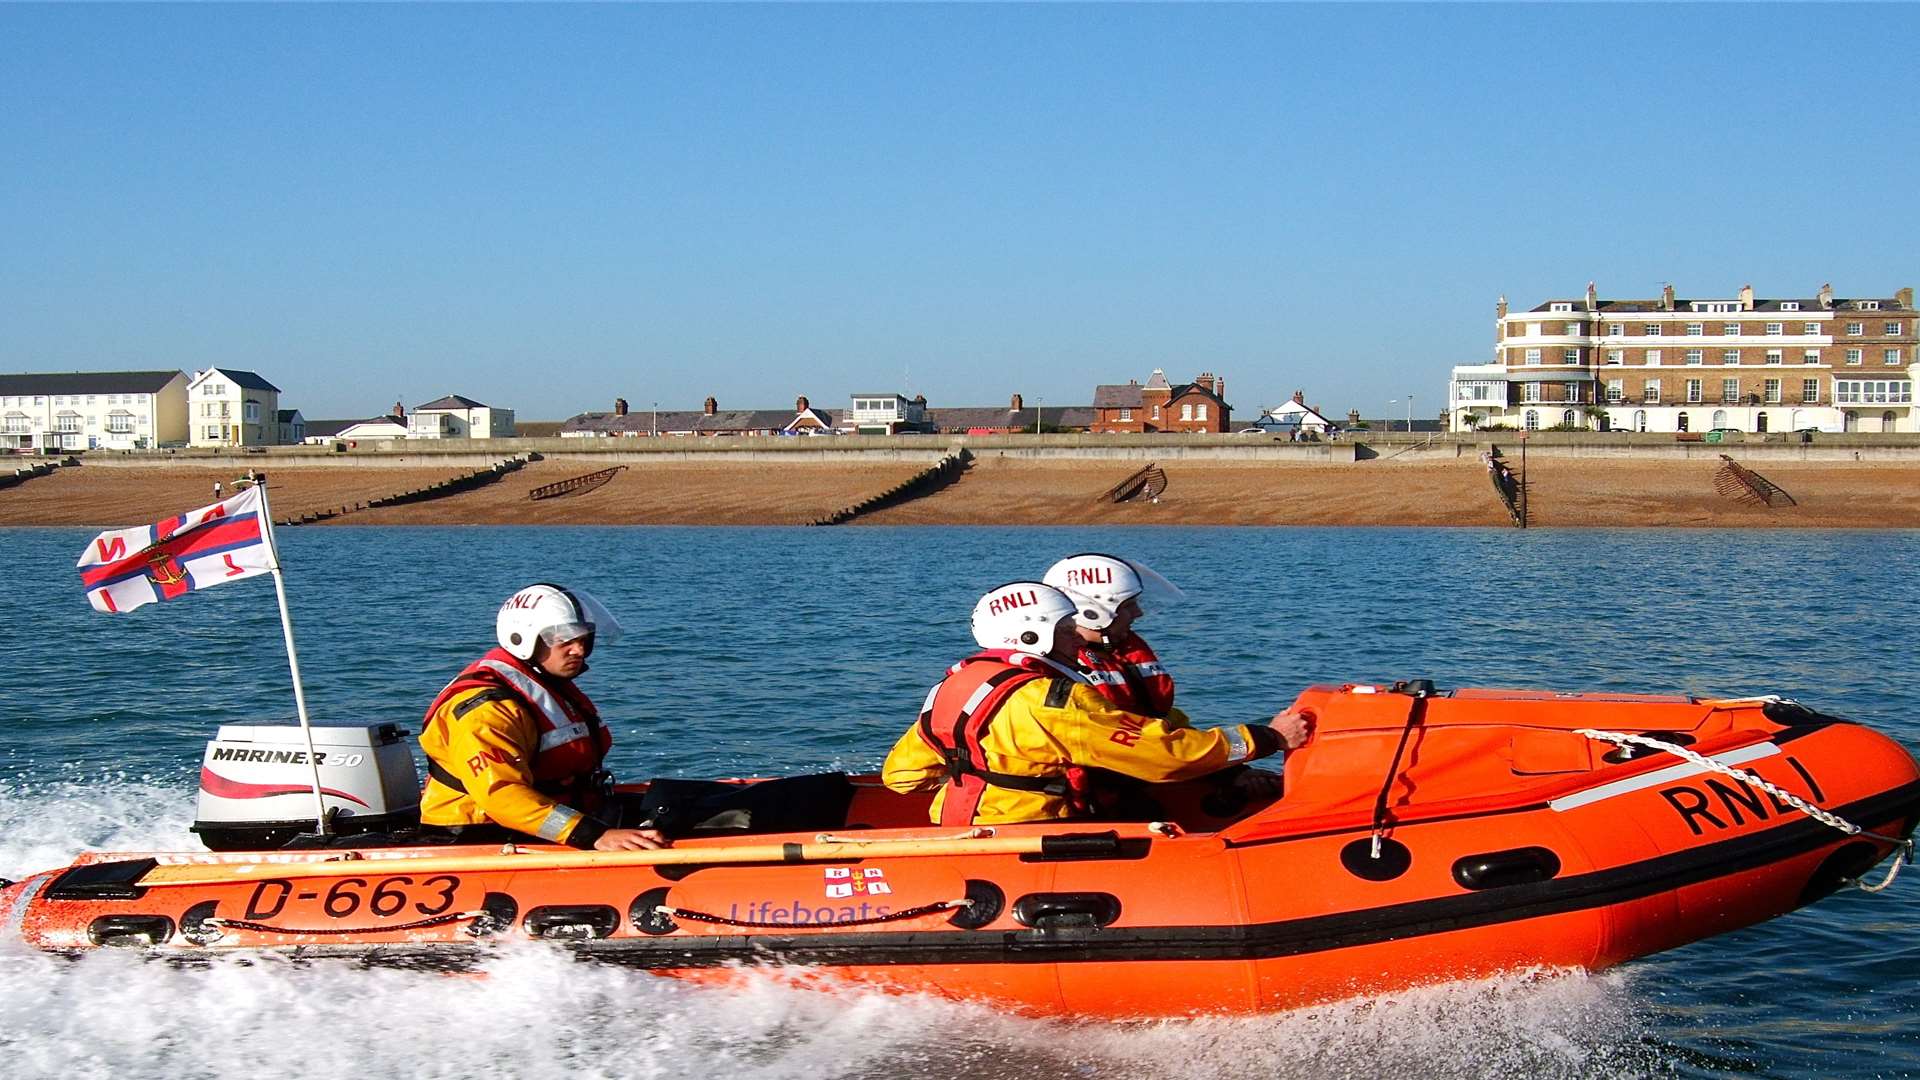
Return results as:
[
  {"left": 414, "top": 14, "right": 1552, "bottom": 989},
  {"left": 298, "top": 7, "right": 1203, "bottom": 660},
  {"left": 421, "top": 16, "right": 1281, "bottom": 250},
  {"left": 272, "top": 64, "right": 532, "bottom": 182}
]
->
[
  {"left": 1577, "top": 728, "right": 1913, "bottom": 893},
  {"left": 812, "top": 828, "right": 994, "bottom": 844}
]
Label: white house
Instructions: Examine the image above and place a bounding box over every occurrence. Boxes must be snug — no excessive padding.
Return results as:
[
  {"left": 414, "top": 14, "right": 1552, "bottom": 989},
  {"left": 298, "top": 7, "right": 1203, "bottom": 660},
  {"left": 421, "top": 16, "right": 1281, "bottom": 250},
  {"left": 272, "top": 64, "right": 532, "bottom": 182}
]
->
[
  {"left": 276, "top": 409, "right": 305, "bottom": 445},
  {"left": 187, "top": 368, "right": 284, "bottom": 447},
  {"left": 0, "top": 370, "right": 189, "bottom": 451},
  {"left": 841, "top": 393, "right": 930, "bottom": 435},
  {"left": 304, "top": 415, "right": 409, "bottom": 444},
  {"left": 410, "top": 395, "right": 515, "bottom": 439},
  {"left": 1247, "top": 391, "right": 1335, "bottom": 437}
]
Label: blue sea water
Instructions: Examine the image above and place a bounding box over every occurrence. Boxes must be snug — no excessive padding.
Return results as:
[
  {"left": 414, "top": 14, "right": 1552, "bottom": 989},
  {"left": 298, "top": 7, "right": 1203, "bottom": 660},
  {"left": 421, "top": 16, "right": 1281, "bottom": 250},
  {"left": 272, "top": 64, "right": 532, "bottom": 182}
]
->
[{"left": 0, "top": 525, "right": 1915, "bottom": 1080}]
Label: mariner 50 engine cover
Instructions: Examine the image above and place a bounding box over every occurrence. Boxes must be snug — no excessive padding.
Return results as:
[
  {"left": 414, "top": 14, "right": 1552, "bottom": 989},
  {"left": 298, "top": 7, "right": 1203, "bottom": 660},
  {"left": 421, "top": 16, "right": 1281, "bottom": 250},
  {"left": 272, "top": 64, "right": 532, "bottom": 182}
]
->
[{"left": 191, "top": 723, "right": 421, "bottom": 850}]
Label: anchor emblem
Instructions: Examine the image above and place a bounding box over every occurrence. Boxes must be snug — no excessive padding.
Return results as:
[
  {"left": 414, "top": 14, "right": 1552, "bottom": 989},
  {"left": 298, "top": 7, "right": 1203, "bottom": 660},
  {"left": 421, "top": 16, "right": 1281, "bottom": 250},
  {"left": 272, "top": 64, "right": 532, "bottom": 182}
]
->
[{"left": 146, "top": 551, "right": 188, "bottom": 588}]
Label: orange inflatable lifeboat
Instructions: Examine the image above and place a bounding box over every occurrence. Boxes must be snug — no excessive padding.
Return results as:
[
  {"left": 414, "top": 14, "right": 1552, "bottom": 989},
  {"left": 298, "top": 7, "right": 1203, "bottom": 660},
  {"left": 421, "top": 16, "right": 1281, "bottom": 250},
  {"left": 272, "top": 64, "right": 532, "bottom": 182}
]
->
[{"left": 3, "top": 682, "right": 1915, "bottom": 1018}]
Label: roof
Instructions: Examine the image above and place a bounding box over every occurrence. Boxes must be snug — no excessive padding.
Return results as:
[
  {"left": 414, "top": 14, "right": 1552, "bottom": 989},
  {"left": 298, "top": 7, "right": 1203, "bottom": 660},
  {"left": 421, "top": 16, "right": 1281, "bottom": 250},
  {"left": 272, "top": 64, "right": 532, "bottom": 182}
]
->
[
  {"left": 1527, "top": 296, "right": 1908, "bottom": 314},
  {"left": 276, "top": 409, "right": 302, "bottom": 423},
  {"left": 0, "top": 370, "right": 184, "bottom": 396},
  {"left": 1168, "top": 381, "right": 1231, "bottom": 409},
  {"left": 198, "top": 368, "right": 281, "bottom": 393},
  {"left": 560, "top": 408, "right": 840, "bottom": 435},
  {"left": 415, "top": 394, "right": 488, "bottom": 411},
  {"left": 925, "top": 406, "right": 1095, "bottom": 431},
  {"left": 309, "top": 415, "right": 406, "bottom": 438},
  {"left": 1092, "top": 384, "right": 1144, "bottom": 409}
]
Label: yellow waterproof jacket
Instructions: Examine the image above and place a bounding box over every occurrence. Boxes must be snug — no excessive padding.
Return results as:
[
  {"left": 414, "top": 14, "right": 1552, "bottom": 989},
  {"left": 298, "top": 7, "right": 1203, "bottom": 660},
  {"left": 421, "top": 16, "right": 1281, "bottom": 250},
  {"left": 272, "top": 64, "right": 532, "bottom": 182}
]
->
[
  {"left": 419, "top": 686, "right": 608, "bottom": 848},
  {"left": 881, "top": 666, "right": 1276, "bottom": 825}
]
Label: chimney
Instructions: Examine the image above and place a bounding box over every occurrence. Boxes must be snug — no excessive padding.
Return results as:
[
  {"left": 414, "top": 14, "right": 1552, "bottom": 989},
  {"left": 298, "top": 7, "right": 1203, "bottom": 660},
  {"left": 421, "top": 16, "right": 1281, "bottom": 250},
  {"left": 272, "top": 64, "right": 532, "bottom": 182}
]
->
[
  {"left": 1216, "top": 375, "right": 1226, "bottom": 401},
  {"left": 1739, "top": 283, "right": 1754, "bottom": 311},
  {"left": 1496, "top": 295, "right": 1508, "bottom": 320},
  {"left": 1195, "top": 372, "right": 1217, "bottom": 394},
  {"left": 795, "top": 395, "right": 809, "bottom": 412},
  {"left": 1819, "top": 282, "right": 1835, "bottom": 309},
  {"left": 1347, "top": 409, "right": 1362, "bottom": 426},
  {"left": 703, "top": 396, "right": 717, "bottom": 415},
  {"left": 1293, "top": 389, "right": 1305, "bottom": 404},
  {"left": 614, "top": 397, "right": 628, "bottom": 417},
  {"left": 1585, "top": 281, "right": 1598, "bottom": 311},
  {"left": 1661, "top": 283, "right": 1676, "bottom": 311},
  {"left": 1010, "top": 392, "right": 1023, "bottom": 412},
  {"left": 1898, "top": 287, "right": 1914, "bottom": 310},
  {"left": 393, "top": 401, "right": 406, "bottom": 419}
]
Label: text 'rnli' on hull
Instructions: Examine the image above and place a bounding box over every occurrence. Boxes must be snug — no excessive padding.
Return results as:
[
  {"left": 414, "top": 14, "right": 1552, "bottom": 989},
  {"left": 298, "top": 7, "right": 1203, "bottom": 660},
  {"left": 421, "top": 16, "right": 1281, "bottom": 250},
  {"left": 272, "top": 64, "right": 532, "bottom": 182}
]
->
[{"left": 2, "top": 683, "right": 1915, "bottom": 1018}]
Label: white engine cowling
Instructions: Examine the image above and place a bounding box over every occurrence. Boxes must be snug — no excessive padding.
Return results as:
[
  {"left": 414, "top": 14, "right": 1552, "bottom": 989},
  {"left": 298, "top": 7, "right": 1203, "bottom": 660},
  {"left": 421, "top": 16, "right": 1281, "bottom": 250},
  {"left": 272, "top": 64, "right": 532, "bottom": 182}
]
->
[{"left": 191, "top": 722, "right": 421, "bottom": 850}]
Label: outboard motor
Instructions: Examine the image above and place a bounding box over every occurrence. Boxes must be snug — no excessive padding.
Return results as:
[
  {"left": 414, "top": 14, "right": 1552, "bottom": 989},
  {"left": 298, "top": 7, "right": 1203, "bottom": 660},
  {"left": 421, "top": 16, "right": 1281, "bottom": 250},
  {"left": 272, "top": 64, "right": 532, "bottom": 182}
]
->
[{"left": 191, "top": 723, "right": 421, "bottom": 850}]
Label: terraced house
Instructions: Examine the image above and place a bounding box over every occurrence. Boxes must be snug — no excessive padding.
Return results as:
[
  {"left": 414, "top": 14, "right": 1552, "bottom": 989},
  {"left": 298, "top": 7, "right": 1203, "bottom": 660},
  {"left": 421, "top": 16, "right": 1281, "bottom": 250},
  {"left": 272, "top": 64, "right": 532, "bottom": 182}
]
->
[
  {"left": 1450, "top": 283, "right": 1918, "bottom": 434},
  {"left": 0, "top": 370, "right": 189, "bottom": 451}
]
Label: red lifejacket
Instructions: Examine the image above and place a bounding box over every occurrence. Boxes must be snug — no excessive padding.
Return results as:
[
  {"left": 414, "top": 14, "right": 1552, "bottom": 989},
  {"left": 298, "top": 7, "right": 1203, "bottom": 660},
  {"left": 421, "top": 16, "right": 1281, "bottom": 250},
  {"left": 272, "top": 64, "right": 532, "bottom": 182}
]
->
[
  {"left": 422, "top": 647, "right": 613, "bottom": 803},
  {"left": 1077, "top": 631, "right": 1176, "bottom": 718},
  {"left": 913, "top": 651, "right": 1079, "bottom": 826}
]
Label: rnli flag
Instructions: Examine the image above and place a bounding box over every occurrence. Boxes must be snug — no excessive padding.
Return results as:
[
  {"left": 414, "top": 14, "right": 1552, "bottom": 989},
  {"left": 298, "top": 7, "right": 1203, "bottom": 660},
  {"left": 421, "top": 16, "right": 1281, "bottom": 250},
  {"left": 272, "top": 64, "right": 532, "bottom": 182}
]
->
[{"left": 75, "top": 486, "right": 275, "bottom": 614}]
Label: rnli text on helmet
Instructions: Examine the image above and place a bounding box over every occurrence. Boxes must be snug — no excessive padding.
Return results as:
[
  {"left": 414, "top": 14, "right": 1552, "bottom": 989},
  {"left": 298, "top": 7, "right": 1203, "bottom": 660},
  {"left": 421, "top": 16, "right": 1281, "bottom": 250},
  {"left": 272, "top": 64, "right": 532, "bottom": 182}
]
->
[
  {"left": 988, "top": 590, "right": 1040, "bottom": 615},
  {"left": 1064, "top": 567, "right": 1115, "bottom": 586}
]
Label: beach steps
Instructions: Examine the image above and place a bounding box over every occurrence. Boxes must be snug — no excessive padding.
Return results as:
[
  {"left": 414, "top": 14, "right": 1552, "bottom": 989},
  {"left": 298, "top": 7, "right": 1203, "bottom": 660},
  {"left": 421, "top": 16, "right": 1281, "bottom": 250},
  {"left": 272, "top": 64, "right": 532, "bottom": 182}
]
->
[
  {"left": 809, "top": 449, "right": 973, "bottom": 526},
  {"left": 1102, "top": 463, "right": 1167, "bottom": 503},
  {"left": 1483, "top": 446, "right": 1527, "bottom": 528},
  {"left": 0, "top": 456, "right": 77, "bottom": 492},
  {"left": 1713, "top": 455, "right": 1797, "bottom": 508},
  {"left": 529, "top": 464, "right": 628, "bottom": 501},
  {"left": 278, "top": 454, "right": 534, "bottom": 525}
]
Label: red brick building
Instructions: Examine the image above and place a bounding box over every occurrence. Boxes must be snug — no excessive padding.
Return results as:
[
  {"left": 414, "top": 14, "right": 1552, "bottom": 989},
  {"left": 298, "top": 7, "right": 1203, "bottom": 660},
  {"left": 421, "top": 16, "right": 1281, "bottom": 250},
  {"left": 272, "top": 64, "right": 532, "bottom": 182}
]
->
[{"left": 1090, "top": 370, "right": 1232, "bottom": 433}]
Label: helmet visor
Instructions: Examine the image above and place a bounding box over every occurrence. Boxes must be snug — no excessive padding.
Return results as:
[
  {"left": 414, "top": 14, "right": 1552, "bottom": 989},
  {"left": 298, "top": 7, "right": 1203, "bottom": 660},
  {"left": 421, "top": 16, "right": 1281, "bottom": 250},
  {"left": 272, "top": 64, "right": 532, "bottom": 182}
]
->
[
  {"left": 1126, "top": 559, "right": 1185, "bottom": 616},
  {"left": 545, "top": 589, "right": 624, "bottom": 649}
]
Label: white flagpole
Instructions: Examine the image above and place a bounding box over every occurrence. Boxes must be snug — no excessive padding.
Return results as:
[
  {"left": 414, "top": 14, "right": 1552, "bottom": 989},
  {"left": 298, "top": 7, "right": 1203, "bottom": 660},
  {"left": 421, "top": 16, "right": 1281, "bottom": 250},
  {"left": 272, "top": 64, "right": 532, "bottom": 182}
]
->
[{"left": 252, "top": 476, "right": 330, "bottom": 836}]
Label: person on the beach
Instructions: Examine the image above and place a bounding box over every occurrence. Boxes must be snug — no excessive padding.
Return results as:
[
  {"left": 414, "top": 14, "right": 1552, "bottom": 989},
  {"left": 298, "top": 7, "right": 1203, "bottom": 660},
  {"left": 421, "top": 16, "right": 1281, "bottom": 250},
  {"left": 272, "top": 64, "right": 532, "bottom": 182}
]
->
[
  {"left": 880, "top": 582, "right": 1313, "bottom": 826},
  {"left": 418, "top": 583, "right": 666, "bottom": 850},
  {"left": 1042, "top": 553, "right": 1182, "bottom": 724}
]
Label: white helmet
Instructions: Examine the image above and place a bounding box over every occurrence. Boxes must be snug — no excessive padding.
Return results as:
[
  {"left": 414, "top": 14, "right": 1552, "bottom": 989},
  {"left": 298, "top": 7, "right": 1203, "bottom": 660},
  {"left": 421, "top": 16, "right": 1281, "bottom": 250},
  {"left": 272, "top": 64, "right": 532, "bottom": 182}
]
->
[
  {"left": 495, "top": 583, "right": 624, "bottom": 661},
  {"left": 971, "top": 582, "right": 1076, "bottom": 656},
  {"left": 1042, "top": 553, "right": 1183, "bottom": 631}
]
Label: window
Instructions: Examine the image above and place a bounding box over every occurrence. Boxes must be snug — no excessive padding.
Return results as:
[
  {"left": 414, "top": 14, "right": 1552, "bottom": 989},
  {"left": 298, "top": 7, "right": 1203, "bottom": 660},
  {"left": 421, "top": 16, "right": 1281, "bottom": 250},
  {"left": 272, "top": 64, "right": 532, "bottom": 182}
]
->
[
  {"left": 106, "top": 411, "right": 134, "bottom": 434},
  {"left": 55, "top": 412, "right": 80, "bottom": 433},
  {"left": 1520, "top": 382, "right": 1542, "bottom": 403},
  {"left": 1677, "top": 412, "right": 1691, "bottom": 432},
  {"left": 2, "top": 413, "right": 27, "bottom": 434},
  {"left": 1686, "top": 349, "right": 1704, "bottom": 365},
  {"left": 1634, "top": 410, "right": 1648, "bottom": 432},
  {"left": 1566, "top": 382, "right": 1584, "bottom": 404},
  {"left": 1526, "top": 323, "right": 1542, "bottom": 337},
  {"left": 205, "top": 425, "right": 222, "bottom": 440},
  {"left": 1180, "top": 403, "right": 1192, "bottom": 421},
  {"left": 1765, "top": 322, "right": 1784, "bottom": 335},
  {"left": 1724, "top": 323, "right": 1740, "bottom": 336},
  {"left": 1550, "top": 302, "right": 1572, "bottom": 312},
  {"left": 1696, "top": 301, "right": 1740, "bottom": 313},
  {"left": 1781, "top": 302, "right": 1801, "bottom": 312},
  {"left": 1722, "top": 349, "right": 1741, "bottom": 365},
  {"left": 1765, "top": 350, "right": 1783, "bottom": 365},
  {"left": 1525, "top": 348, "right": 1542, "bottom": 365},
  {"left": 1835, "top": 380, "right": 1913, "bottom": 404},
  {"left": 201, "top": 383, "right": 219, "bottom": 396},
  {"left": 1803, "top": 379, "right": 1819, "bottom": 403},
  {"left": 1686, "top": 323, "right": 1704, "bottom": 336},
  {"left": 1118, "top": 408, "right": 1131, "bottom": 421},
  {"left": 1886, "top": 348, "right": 1904, "bottom": 365},
  {"left": 1644, "top": 324, "right": 1662, "bottom": 336},
  {"left": 1563, "top": 349, "right": 1580, "bottom": 364},
  {"left": 1606, "top": 349, "right": 1624, "bottom": 365},
  {"left": 1645, "top": 350, "right": 1662, "bottom": 365},
  {"left": 244, "top": 403, "right": 260, "bottom": 422},
  {"left": 1151, "top": 404, "right": 1160, "bottom": 420},
  {"left": 1888, "top": 322, "right": 1904, "bottom": 335},
  {"left": 1858, "top": 301, "right": 1881, "bottom": 311},
  {"left": 1803, "top": 350, "right": 1821, "bottom": 364},
  {"left": 1846, "top": 349, "right": 1863, "bottom": 365},
  {"left": 1804, "top": 322, "right": 1820, "bottom": 334},
  {"left": 1607, "top": 322, "right": 1624, "bottom": 336},
  {"left": 1686, "top": 379, "right": 1702, "bottom": 403},
  {"left": 1847, "top": 322, "right": 1864, "bottom": 335},
  {"left": 1643, "top": 380, "right": 1661, "bottom": 404},
  {"left": 1605, "top": 380, "right": 1625, "bottom": 404},
  {"left": 1722, "top": 378, "right": 1740, "bottom": 404},
  {"left": 1765, "top": 378, "right": 1782, "bottom": 403},
  {"left": 1562, "top": 321, "right": 1582, "bottom": 336},
  {"left": 1524, "top": 410, "right": 1539, "bottom": 431},
  {"left": 1196, "top": 403, "right": 1207, "bottom": 420},
  {"left": 1711, "top": 409, "right": 1728, "bottom": 428}
]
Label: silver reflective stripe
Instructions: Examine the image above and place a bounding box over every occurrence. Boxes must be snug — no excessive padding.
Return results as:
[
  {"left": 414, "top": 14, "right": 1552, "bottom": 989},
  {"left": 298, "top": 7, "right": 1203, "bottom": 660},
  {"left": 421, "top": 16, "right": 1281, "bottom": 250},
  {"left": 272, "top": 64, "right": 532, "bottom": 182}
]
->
[
  {"left": 1224, "top": 726, "right": 1252, "bottom": 763},
  {"left": 918, "top": 684, "right": 940, "bottom": 718},
  {"left": 1131, "top": 661, "right": 1167, "bottom": 677},
  {"left": 1085, "top": 670, "right": 1126, "bottom": 686},
  {"left": 1549, "top": 742, "right": 1779, "bottom": 812},
  {"left": 960, "top": 681, "right": 996, "bottom": 716},
  {"left": 535, "top": 805, "right": 581, "bottom": 841},
  {"left": 4, "top": 873, "right": 50, "bottom": 942},
  {"left": 1026, "top": 655, "right": 1089, "bottom": 684},
  {"left": 476, "top": 659, "right": 582, "bottom": 748}
]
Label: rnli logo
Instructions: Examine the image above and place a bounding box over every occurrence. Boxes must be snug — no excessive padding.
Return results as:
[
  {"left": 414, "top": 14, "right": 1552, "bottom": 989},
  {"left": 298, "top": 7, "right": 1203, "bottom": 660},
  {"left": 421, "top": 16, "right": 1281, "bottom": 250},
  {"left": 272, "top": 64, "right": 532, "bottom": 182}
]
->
[
  {"left": 1065, "top": 567, "right": 1114, "bottom": 586},
  {"left": 824, "top": 866, "right": 891, "bottom": 898},
  {"left": 987, "top": 590, "right": 1037, "bottom": 615},
  {"left": 147, "top": 552, "right": 188, "bottom": 587}
]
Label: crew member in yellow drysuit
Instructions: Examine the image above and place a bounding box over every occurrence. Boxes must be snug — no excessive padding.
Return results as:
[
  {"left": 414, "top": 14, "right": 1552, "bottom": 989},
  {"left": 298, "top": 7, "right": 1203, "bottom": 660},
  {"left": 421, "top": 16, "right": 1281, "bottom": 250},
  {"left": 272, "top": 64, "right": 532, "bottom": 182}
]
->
[{"left": 882, "top": 582, "right": 1313, "bottom": 825}]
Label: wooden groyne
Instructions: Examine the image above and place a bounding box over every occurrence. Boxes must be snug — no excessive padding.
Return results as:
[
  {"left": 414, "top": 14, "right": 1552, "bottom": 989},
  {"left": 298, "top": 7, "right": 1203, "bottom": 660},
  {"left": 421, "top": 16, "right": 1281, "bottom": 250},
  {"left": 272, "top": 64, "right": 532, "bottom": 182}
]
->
[
  {"left": 278, "top": 455, "right": 533, "bottom": 525},
  {"left": 0, "top": 457, "right": 76, "bottom": 492},
  {"left": 810, "top": 449, "right": 972, "bottom": 526},
  {"left": 1483, "top": 446, "right": 1527, "bottom": 528}
]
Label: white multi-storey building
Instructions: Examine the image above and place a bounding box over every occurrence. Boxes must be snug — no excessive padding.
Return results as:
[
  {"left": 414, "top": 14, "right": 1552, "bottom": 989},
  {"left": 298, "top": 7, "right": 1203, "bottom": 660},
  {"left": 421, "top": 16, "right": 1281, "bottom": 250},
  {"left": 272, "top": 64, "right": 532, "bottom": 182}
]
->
[
  {"left": 842, "top": 393, "right": 931, "bottom": 434},
  {"left": 409, "top": 394, "right": 516, "bottom": 439},
  {"left": 1451, "top": 283, "right": 1918, "bottom": 434},
  {"left": 187, "top": 368, "right": 285, "bottom": 447},
  {"left": 0, "top": 370, "right": 189, "bottom": 451}
]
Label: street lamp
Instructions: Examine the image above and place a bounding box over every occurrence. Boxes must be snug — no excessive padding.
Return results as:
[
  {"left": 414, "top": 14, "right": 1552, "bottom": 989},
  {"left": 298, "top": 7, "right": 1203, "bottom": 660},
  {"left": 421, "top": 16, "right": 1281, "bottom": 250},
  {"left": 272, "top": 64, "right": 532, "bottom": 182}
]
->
[
  {"left": 650, "top": 401, "right": 657, "bottom": 438},
  {"left": 1034, "top": 396, "right": 1043, "bottom": 435},
  {"left": 1387, "top": 399, "right": 1398, "bottom": 435},
  {"left": 1406, "top": 393, "right": 1414, "bottom": 435}
]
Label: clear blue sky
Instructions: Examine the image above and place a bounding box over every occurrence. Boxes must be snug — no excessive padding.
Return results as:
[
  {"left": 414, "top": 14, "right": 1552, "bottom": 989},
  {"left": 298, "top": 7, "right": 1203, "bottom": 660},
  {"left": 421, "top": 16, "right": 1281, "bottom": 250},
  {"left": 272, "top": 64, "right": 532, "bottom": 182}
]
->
[{"left": 3, "top": 4, "right": 1915, "bottom": 423}]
